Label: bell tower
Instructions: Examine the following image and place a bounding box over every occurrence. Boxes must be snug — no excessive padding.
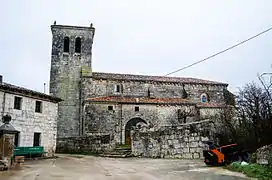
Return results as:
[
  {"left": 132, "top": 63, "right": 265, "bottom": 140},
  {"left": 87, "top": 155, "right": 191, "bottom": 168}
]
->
[{"left": 49, "top": 22, "right": 95, "bottom": 138}]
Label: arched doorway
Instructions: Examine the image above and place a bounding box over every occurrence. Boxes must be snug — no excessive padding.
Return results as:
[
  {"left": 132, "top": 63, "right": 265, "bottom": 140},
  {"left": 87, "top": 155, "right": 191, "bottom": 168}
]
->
[{"left": 125, "top": 118, "right": 147, "bottom": 146}]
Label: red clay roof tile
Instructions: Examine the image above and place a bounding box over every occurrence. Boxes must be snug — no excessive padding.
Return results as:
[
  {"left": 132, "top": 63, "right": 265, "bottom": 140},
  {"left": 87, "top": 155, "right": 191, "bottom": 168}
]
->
[{"left": 87, "top": 96, "right": 194, "bottom": 105}]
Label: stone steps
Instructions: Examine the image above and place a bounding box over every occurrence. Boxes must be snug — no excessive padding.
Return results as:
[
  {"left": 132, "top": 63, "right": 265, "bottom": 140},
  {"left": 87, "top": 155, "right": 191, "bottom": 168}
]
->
[
  {"left": 99, "top": 147, "right": 133, "bottom": 158},
  {"left": 99, "top": 154, "right": 134, "bottom": 158},
  {"left": 115, "top": 147, "right": 131, "bottom": 151}
]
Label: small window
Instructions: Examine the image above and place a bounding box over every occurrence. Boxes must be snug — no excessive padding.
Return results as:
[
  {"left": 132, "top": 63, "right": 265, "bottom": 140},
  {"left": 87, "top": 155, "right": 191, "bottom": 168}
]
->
[
  {"left": 201, "top": 94, "right": 208, "bottom": 103},
  {"left": 75, "top": 37, "right": 81, "bottom": 53},
  {"left": 33, "top": 132, "right": 41, "bottom": 146},
  {"left": 135, "top": 106, "right": 139, "bottom": 112},
  {"left": 35, "top": 101, "right": 42, "bottom": 113},
  {"left": 115, "top": 85, "right": 120, "bottom": 93},
  {"left": 14, "top": 132, "right": 20, "bottom": 147},
  {"left": 14, "top": 96, "right": 22, "bottom": 110},
  {"left": 64, "top": 37, "right": 70, "bottom": 53},
  {"left": 108, "top": 106, "right": 113, "bottom": 111}
]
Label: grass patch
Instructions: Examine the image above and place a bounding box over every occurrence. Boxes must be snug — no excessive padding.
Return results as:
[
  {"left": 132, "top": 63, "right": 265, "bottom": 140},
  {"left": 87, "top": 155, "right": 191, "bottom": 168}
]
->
[
  {"left": 225, "top": 162, "right": 272, "bottom": 180},
  {"left": 116, "top": 144, "right": 131, "bottom": 149}
]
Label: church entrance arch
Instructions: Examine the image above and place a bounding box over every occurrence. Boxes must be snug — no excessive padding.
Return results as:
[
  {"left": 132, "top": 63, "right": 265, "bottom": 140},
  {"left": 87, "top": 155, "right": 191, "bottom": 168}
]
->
[{"left": 125, "top": 118, "right": 147, "bottom": 146}]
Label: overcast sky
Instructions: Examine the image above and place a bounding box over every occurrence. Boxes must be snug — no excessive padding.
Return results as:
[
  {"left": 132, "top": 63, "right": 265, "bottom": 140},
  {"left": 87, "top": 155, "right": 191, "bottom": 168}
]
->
[{"left": 0, "top": 0, "right": 271, "bottom": 94}]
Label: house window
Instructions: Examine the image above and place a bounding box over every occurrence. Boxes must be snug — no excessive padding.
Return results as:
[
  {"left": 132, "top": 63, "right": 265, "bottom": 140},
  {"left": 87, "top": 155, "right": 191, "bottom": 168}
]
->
[
  {"left": 14, "top": 96, "right": 22, "bottom": 110},
  {"left": 75, "top": 37, "right": 81, "bottom": 53},
  {"left": 35, "top": 101, "right": 42, "bottom": 113},
  {"left": 201, "top": 94, "right": 208, "bottom": 103},
  {"left": 14, "top": 132, "right": 20, "bottom": 147},
  {"left": 115, "top": 84, "right": 121, "bottom": 93},
  {"left": 135, "top": 106, "right": 139, "bottom": 112},
  {"left": 63, "top": 37, "right": 70, "bottom": 53},
  {"left": 33, "top": 132, "right": 41, "bottom": 146},
  {"left": 108, "top": 105, "right": 113, "bottom": 111}
]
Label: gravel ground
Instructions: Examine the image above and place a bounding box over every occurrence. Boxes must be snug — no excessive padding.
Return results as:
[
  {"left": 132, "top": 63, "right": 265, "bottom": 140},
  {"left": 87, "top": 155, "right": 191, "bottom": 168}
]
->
[{"left": 0, "top": 154, "right": 251, "bottom": 180}]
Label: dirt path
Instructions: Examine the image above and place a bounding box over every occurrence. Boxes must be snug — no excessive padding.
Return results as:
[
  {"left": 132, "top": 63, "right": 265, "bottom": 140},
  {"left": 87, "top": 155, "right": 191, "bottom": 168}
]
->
[{"left": 0, "top": 154, "right": 250, "bottom": 180}]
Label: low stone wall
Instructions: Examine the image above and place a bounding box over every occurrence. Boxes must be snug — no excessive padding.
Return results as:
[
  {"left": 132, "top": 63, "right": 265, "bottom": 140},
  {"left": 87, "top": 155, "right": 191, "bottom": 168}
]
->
[
  {"left": 256, "top": 144, "right": 272, "bottom": 165},
  {"left": 56, "top": 134, "right": 115, "bottom": 154},
  {"left": 131, "top": 120, "right": 214, "bottom": 159}
]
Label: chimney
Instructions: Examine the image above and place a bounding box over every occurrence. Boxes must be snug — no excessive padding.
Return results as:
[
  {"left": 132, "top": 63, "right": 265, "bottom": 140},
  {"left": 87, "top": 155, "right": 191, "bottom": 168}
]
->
[{"left": 0, "top": 75, "right": 2, "bottom": 84}]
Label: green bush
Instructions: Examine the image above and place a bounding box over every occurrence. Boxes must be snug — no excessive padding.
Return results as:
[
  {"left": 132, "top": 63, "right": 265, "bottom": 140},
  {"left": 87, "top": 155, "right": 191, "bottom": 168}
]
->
[
  {"left": 249, "top": 152, "right": 257, "bottom": 163},
  {"left": 226, "top": 162, "right": 272, "bottom": 180}
]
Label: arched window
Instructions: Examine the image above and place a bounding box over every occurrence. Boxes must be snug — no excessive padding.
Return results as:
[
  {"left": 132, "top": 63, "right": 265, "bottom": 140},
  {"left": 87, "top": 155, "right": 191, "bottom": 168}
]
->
[
  {"left": 63, "top": 37, "right": 70, "bottom": 53},
  {"left": 201, "top": 93, "right": 208, "bottom": 103},
  {"left": 75, "top": 37, "right": 81, "bottom": 53}
]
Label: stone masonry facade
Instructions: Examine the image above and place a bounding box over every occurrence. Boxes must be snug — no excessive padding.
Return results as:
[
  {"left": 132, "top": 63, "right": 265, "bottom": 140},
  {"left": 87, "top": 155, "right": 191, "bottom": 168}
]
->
[
  {"left": 50, "top": 24, "right": 94, "bottom": 138},
  {"left": 131, "top": 120, "right": 214, "bottom": 159},
  {"left": 0, "top": 80, "right": 61, "bottom": 156},
  {"left": 49, "top": 22, "right": 234, "bottom": 156},
  {"left": 57, "top": 134, "right": 116, "bottom": 154}
]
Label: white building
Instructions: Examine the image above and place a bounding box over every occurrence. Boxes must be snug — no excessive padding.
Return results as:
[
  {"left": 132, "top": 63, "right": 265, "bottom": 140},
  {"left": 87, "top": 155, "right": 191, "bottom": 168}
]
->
[{"left": 0, "top": 75, "right": 61, "bottom": 156}]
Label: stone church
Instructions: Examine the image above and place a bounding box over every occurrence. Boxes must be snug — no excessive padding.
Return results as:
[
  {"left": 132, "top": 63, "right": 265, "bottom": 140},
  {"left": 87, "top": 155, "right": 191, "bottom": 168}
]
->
[{"left": 49, "top": 23, "right": 233, "bottom": 150}]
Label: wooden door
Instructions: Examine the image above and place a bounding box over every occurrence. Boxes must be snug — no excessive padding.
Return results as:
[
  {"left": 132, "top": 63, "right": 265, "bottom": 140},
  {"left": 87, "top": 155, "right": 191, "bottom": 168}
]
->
[{"left": 125, "top": 131, "right": 131, "bottom": 147}]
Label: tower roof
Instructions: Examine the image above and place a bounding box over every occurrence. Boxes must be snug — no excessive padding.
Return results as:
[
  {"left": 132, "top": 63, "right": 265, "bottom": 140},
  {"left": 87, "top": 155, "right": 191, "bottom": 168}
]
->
[{"left": 51, "top": 23, "right": 95, "bottom": 31}]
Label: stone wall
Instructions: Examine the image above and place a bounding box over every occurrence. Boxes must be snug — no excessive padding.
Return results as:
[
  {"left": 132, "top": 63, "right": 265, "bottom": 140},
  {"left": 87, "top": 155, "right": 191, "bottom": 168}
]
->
[
  {"left": 84, "top": 103, "right": 197, "bottom": 145},
  {"left": 0, "top": 91, "right": 58, "bottom": 156},
  {"left": 84, "top": 79, "right": 227, "bottom": 104},
  {"left": 131, "top": 120, "right": 214, "bottom": 159},
  {"left": 256, "top": 144, "right": 272, "bottom": 165},
  {"left": 56, "top": 134, "right": 115, "bottom": 153},
  {"left": 199, "top": 108, "right": 222, "bottom": 119}
]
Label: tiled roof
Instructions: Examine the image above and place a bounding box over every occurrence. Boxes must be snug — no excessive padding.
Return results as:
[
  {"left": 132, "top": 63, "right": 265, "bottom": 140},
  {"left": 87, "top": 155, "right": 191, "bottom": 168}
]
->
[
  {"left": 0, "top": 82, "right": 62, "bottom": 103},
  {"left": 196, "top": 102, "right": 226, "bottom": 108},
  {"left": 92, "top": 72, "right": 228, "bottom": 86},
  {"left": 87, "top": 96, "right": 194, "bottom": 105}
]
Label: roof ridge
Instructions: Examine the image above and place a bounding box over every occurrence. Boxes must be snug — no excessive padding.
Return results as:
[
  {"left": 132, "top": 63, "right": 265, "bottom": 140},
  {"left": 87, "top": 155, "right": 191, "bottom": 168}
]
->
[
  {"left": 0, "top": 82, "right": 62, "bottom": 102},
  {"left": 93, "top": 71, "right": 191, "bottom": 78},
  {"left": 92, "top": 71, "right": 228, "bottom": 85}
]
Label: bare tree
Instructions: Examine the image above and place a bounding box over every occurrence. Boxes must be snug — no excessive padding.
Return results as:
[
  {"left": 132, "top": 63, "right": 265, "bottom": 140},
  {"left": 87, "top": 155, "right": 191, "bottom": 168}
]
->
[{"left": 216, "top": 82, "right": 272, "bottom": 151}]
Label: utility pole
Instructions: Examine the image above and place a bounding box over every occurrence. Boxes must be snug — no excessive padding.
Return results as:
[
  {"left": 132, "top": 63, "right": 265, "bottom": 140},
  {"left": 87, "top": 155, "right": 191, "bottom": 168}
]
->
[{"left": 257, "top": 64, "right": 272, "bottom": 101}]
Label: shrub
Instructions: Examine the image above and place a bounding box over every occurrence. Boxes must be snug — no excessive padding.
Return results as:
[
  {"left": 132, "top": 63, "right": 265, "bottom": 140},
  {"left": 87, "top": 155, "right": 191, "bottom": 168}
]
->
[{"left": 226, "top": 162, "right": 272, "bottom": 180}]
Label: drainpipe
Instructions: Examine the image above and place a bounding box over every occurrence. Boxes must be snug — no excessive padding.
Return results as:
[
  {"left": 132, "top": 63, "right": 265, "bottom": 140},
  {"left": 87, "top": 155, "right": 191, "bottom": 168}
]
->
[
  {"left": 1, "top": 92, "right": 6, "bottom": 118},
  {"left": 1, "top": 89, "right": 6, "bottom": 156},
  {"left": 120, "top": 103, "right": 123, "bottom": 144},
  {"left": 120, "top": 82, "right": 124, "bottom": 144},
  {"left": 79, "top": 71, "right": 82, "bottom": 136}
]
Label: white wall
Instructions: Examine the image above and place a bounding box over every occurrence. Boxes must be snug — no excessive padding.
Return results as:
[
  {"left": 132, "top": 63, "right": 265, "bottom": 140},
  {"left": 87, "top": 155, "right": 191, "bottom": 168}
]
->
[{"left": 0, "top": 91, "right": 58, "bottom": 156}]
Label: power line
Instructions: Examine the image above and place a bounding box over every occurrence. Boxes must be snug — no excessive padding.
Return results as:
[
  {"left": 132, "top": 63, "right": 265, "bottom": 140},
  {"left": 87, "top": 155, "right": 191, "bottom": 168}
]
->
[{"left": 165, "top": 26, "right": 272, "bottom": 76}]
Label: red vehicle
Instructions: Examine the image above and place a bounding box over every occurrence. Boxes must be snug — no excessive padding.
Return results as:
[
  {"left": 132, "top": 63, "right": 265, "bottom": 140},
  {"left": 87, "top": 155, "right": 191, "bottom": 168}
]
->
[{"left": 203, "top": 141, "right": 249, "bottom": 166}]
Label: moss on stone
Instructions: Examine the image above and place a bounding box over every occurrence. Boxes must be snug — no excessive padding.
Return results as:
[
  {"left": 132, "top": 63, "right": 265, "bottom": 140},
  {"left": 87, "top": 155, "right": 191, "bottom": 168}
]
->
[{"left": 81, "top": 66, "right": 92, "bottom": 77}]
